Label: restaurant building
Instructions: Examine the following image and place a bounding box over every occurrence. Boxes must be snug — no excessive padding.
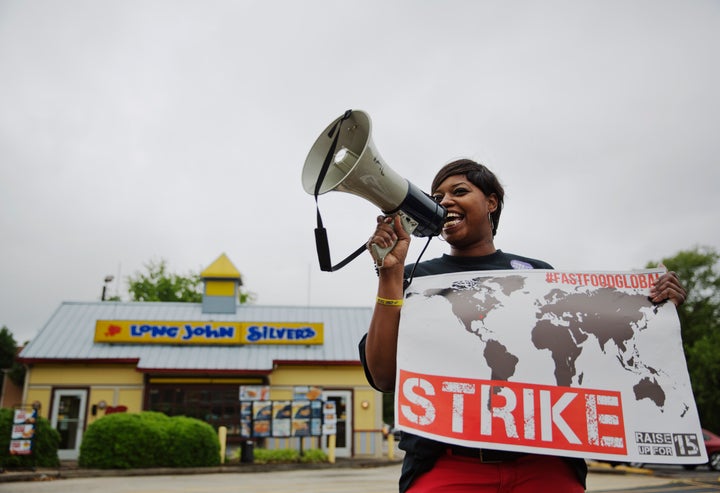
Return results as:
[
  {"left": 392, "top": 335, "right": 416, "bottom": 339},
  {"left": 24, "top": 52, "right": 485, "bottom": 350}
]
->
[{"left": 17, "top": 254, "right": 382, "bottom": 460}]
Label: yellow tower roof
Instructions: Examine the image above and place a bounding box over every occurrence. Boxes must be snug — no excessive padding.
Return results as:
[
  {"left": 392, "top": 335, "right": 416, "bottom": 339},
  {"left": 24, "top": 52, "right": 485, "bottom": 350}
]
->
[{"left": 201, "top": 253, "right": 242, "bottom": 279}]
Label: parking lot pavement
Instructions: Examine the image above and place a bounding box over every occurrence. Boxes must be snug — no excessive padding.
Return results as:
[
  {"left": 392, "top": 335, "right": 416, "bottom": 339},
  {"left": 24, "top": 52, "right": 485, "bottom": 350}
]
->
[{"left": 0, "top": 460, "right": 682, "bottom": 493}]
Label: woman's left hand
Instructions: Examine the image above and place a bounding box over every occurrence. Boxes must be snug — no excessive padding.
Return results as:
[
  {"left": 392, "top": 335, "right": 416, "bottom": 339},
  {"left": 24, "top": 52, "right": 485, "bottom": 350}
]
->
[{"left": 650, "top": 270, "right": 687, "bottom": 306}]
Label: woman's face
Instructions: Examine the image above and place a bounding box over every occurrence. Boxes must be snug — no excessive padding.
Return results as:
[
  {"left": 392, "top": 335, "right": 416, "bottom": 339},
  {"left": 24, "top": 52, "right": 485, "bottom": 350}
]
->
[{"left": 432, "top": 174, "right": 497, "bottom": 250}]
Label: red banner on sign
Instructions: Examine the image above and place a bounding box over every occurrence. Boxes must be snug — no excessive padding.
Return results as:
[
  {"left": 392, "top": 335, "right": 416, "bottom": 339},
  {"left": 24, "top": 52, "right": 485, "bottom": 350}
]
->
[{"left": 397, "top": 369, "right": 627, "bottom": 456}]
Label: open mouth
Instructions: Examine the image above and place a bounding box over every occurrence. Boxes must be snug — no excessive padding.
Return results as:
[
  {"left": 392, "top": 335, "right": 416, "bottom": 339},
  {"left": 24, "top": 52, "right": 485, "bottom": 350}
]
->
[{"left": 443, "top": 212, "right": 464, "bottom": 230}]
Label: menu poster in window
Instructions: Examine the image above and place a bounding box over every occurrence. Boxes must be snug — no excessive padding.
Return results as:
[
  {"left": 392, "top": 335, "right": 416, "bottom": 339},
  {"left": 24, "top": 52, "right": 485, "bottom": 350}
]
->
[
  {"left": 322, "top": 401, "right": 336, "bottom": 435},
  {"left": 311, "top": 400, "right": 323, "bottom": 418},
  {"left": 292, "top": 419, "right": 310, "bottom": 436},
  {"left": 9, "top": 408, "right": 37, "bottom": 455},
  {"left": 274, "top": 400, "right": 292, "bottom": 419},
  {"left": 272, "top": 401, "right": 292, "bottom": 437},
  {"left": 322, "top": 401, "right": 336, "bottom": 416},
  {"left": 252, "top": 400, "right": 272, "bottom": 437},
  {"left": 240, "top": 402, "right": 253, "bottom": 438},
  {"left": 240, "top": 399, "right": 327, "bottom": 438},
  {"left": 311, "top": 418, "right": 322, "bottom": 436},
  {"left": 240, "top": 385, "right": 270, "bottom": 401},
  {"left": 293, "top": 385, "right": 323, "bottom": 401},
  {"left": 293, "top": 400, "right": 311, "bottom": 420},
  {"left": 240, "top": 401, "right": 253, "bottom": 417},
  {"left": 273, "top": 419, "right": 291, "bottom": 437},
  {"left": 240, "top": 420, "right": 252, "bottom": 438},
  {"left": 322, "top": 421, "right": 336, "bottom": 436},
  {"left": 291, "top": 400, "right": 311, "bottom": 437}
]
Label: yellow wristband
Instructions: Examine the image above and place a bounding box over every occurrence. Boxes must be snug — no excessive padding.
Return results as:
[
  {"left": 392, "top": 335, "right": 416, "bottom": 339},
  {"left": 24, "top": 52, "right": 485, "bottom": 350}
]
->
[{"left": 376, "top": 296, "right": 403, "bottom": 307}]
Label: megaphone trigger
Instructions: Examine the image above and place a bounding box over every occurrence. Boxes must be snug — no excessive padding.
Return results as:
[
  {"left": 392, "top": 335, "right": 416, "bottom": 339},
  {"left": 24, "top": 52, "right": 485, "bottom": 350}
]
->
[{"left": 370, "top": 212, "right": 418, "bottom": 268}]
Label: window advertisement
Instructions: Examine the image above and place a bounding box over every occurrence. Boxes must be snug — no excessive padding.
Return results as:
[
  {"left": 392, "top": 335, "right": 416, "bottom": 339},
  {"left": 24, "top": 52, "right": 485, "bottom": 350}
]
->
[
  {"left": 293, "top": 385, "right": 322, "bottom": 401},
  {"left": 310, "top": 400, "right": 323, "bottom": 436},
  {"left": 252, "top": 400, "right": 272, "bottom": 437},
  {"left": 9, "top": 408, "right": 37, "bottom": 456},
  {"left": 272, "top": 401, "right": 292, "bottom": 437},
  {"left": 239, "top": 385, "right": 328, "bottom": 438},
  {"left": 240, "top": 401, "right": 252, "bottom": 438},
  {"left": 322, "top": 401, "right": 337, "bottom": 436},
  {"left": 239, "top": 385, "right": 270, "bottom": 401}
]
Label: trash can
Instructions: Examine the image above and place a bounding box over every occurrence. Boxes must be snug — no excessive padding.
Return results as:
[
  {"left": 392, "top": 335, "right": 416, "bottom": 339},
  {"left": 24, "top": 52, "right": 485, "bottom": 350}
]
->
[{"left": 240, "top": 440, "right": 254, "bottom": 463}]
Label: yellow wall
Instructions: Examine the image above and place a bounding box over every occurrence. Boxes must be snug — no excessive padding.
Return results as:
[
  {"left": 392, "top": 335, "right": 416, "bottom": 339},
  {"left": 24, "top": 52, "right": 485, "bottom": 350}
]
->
[
  {"left": 270, "top": 365, "right": 367, "bottom": 387},
  {"left": 25, "top": 363, "right": 144, "bottom": 421},
  {"left": 353, "top": 387, "right": 383, "bottom": 432},
  {"left": 25, "top": 387, "right": 51, "bottom": 419},
  {"left": 28, "top": 363, "right": 143, "bottom": 385}
]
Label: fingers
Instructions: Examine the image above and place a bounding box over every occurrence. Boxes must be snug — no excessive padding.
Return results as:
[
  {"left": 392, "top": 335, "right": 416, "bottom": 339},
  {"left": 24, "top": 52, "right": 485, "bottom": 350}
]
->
[
  {"left": 367, "top": 215, "right": 398, "bottom": 250},
  {"left": 366, "top": 215, "right": 411, "bottom": 270},
  {"left": 650, "top": 271, "right": 687, "bottom": 306},
  {"left": 394, "top": 215, "right": 412, "bottom": 241}
]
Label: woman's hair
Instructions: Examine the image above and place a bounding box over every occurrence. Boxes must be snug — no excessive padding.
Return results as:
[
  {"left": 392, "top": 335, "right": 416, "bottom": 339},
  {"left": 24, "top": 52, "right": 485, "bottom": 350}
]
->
[{"left": 431, "top": 159, "right": 504, "bottom": 236}]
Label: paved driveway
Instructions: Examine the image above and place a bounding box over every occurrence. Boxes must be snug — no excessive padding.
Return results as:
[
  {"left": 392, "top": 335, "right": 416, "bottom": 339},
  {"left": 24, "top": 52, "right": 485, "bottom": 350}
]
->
[{"left": 0, "top": 464, "right": 680, "bottom": 493}]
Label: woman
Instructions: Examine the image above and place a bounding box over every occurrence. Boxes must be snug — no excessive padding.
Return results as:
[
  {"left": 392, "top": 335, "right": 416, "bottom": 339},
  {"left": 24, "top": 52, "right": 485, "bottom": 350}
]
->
[{"left": 359, "top": 159, "right": 686, "bottom": 493}]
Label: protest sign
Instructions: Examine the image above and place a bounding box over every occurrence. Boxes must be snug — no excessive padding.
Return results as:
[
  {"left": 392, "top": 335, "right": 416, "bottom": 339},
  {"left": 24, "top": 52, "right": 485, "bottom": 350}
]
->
[{"left": 395, "top": 269, "right": 705, "bottom": 465}]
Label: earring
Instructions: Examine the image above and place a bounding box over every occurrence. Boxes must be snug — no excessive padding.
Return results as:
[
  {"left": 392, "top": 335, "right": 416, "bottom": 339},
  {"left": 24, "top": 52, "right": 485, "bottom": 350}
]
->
[{"left": 488, "top": 212, "right": 495, "bottom": 234}]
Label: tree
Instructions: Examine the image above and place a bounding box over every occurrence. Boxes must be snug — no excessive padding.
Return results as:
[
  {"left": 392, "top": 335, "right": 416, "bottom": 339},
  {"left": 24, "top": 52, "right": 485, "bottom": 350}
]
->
[
  {"left": 0, "top": 325, "right": 26, "bottom": 392},
  {"left": 0, "top": 326, "right": 16, "bottom": 370},
  {"left": 127, "top": 260, "right": 203, "bottom": 302},
  {"left": 647, "top": 246, "right": 720, "bottom": 432}
]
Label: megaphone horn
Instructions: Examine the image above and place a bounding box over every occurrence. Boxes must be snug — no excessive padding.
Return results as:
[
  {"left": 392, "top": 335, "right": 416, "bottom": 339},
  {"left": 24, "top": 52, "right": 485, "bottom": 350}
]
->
[{"left": 302, "top": 109, "right": 446, "bottom": 271}]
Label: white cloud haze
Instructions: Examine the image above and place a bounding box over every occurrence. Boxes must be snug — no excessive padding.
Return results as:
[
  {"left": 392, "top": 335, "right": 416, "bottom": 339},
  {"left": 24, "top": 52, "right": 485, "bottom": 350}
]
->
[{"left": 1, "top": 0, "right": 718, "bottom": 343}]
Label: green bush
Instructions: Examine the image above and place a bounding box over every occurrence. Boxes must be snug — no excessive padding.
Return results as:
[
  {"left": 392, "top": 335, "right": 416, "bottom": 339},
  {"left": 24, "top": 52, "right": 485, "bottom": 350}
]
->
[
  {"left": 0, "top": 408, "right": 61, "bottom": 468},
  {"left": 165, "top": 416, "right": 220, "bottom": 467},
  {"left": 300, "top": 448, "right": 328, "bottom": 463},
  {"left": 233, "top": 447, "right": 327, "bottom": 464},
  {"left": 254, "top": 448, "right": 300, "bottom": 464},
  {"left": 79, "top": 411, "right": 220, "bottom": 469}
]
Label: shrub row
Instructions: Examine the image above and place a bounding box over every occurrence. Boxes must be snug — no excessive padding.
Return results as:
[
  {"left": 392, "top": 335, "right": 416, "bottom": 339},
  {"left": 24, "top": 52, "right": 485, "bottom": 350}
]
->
[
  {"left": 234, "top": 447, "right": 328, "bottom": 464},
  {"left": 79, "top": 411, "right": 220, "bottom": 469}
]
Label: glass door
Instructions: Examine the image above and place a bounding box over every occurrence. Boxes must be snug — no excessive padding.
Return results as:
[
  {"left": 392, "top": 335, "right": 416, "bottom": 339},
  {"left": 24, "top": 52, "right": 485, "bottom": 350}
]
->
[
  {"left": 50, "top": 389, "right": 88, "bottom": 460},
  {"left": 322, "top": 390, "right": 352, "bottom": 458}
]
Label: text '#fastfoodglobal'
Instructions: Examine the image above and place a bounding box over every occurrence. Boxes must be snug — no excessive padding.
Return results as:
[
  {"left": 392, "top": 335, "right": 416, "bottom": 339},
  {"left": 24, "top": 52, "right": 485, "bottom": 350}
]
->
[{"left": 545, "top": 271, "right": 660, "bottom": 290}]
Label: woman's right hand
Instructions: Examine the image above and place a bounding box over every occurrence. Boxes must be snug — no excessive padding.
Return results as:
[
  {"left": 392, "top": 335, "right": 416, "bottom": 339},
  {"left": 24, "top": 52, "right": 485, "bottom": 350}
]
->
[
  {"left": 365, "top": 215, "right": 409, "bottom": 392},
  {"left": 367, "top": 215, "right": 411, "bottom": 271}
]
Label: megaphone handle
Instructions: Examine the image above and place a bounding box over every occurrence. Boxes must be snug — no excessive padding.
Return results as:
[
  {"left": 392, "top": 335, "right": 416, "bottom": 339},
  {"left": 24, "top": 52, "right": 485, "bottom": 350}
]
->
[{"left": 371, "top": 212, "right": 418, "bottom": 268}]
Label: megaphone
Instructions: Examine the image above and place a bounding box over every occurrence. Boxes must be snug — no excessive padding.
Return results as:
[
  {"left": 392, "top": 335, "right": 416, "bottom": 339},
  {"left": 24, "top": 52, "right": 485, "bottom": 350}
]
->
[{"left": 302, "top": 109, "right": 446, "bottom": 271}]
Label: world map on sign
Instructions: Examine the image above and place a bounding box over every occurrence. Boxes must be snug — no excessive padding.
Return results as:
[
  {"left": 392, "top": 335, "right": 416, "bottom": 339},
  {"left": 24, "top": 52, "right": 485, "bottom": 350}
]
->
[{"left": 406, "top": 271, "right": 686, "bottom": 414}]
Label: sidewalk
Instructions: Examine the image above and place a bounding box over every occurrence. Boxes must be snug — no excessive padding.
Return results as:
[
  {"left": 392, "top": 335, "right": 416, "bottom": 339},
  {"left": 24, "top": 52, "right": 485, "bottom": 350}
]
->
[
  {"left": 2, "top": 457, "right": 399, "bottom": 483},
  {"left": 0, "top": 458, "right": 671, "bottom": 489},
  {"left": 584, "top": 461, "right": 674, "bottom": 491}
]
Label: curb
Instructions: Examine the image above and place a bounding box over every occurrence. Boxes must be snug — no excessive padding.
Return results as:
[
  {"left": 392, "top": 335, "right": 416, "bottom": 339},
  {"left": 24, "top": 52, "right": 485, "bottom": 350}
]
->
[
  {"left": 585, "top": 460, "right": 654, "bottom": 476},
  {"left": 1, "top": 459, "right": 652, "bottom": 484},
  {"left": 0, "top": 458, "right": 404, "bottom": 483}
]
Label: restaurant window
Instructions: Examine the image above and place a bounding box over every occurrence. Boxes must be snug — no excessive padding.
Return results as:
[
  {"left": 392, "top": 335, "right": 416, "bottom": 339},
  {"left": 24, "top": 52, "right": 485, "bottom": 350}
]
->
[{"left": 145, "top": 384, "right": 242, "bottom": 442}]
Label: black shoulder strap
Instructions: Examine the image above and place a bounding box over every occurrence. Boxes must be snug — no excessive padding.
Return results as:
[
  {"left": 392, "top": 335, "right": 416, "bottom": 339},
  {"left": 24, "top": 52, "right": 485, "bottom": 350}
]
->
[{"left": 313, "top": 110, "right": 367, "bottom": 272}]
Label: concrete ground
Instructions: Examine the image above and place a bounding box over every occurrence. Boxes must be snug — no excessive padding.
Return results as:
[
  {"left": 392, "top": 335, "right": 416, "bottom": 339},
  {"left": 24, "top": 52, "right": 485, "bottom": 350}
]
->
[{"left": 0, "top": 458, "right": 686, "bottom": 491}]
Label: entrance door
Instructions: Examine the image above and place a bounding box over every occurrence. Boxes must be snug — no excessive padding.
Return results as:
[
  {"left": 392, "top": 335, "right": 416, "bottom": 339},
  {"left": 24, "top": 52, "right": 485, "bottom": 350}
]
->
[
  {"left": 50, "top": 389, "right": 88, "bottom": 460},
  {"left": 322, "top": 390, "right": 352, "bottom": 458}
]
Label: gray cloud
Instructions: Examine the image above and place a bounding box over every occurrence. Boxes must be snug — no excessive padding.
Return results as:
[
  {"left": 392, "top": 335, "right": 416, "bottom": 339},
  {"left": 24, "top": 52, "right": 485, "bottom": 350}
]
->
[{"left": 1, "top": 0, "right": 718, "bottom": 343}]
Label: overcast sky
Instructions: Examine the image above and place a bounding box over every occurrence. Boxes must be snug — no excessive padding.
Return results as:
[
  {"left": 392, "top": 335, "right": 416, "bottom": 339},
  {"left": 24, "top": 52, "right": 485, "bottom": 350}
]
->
[{"left": 1, "top": 0, "right": 718, "bottom": 344}]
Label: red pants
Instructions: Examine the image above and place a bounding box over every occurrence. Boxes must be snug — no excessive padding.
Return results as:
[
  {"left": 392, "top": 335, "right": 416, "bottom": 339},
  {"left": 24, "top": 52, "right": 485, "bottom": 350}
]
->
[{"left": 407, "top": 453, "right": 584, "bottom": 493}]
